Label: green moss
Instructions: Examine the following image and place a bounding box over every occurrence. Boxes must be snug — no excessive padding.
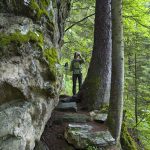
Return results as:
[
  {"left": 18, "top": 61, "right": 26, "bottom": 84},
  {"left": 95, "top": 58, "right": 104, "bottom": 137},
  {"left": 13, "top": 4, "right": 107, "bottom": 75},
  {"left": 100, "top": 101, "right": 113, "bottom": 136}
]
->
[
  {"left": 30, "top": 0, "right": 53, "bottom": 20},
  {"left": 99, "top": 104, "right": 109, "bottom": 113},
  {"left": 40, "top": 0, "right": 50, "bottom": 8},
  {"left": 43, "top": 48, "right": 59, "bottom": 81},
  {"left": 120, "top": 122, "right": 137, "bottom": 150},
  {"left": 0, "top": 31, "right": 43, "bottom": 48},
  {"left": 29, "top": 0, "right": 54, "bottom": 35},
  {"left": 30, "top": 0, "right": 43, "bottom": 19},
  {"left": 86, "top": 146, "right": 98, "bottom": 150}
]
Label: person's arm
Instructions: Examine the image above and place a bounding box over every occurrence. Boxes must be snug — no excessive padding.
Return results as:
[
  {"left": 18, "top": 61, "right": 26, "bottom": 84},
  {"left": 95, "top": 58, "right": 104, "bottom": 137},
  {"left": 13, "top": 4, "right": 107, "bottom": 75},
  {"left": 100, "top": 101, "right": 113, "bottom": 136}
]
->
[{"left": 79, "top": 54, "right": 85, "bottom": 64}]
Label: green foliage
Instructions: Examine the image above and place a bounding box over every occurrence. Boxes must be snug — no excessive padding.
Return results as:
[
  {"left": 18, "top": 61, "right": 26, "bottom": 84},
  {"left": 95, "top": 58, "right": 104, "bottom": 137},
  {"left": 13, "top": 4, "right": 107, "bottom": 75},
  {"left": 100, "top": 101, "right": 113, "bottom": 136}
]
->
[
  {"left": 120, "top": 122, "right": 137, "bottom": 150},
  {"left": 123, "top": 0, "right": 150, "bottom": 146},
  {"left": 61, "top": 0, "right": 94, "bottom": 95},
  {"left": 61, "top": 75, "right": 72, "bottom": 95},
  {"left": 62, "top": 0, "right": 95, "bottom": 63}
]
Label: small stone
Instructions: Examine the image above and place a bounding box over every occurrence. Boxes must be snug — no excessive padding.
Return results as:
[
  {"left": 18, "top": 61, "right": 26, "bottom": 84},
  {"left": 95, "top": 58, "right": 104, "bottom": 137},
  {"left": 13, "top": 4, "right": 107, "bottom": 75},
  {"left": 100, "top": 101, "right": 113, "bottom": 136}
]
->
[{"left": 90, "top": 111, "right": 108, "bottom": 122}]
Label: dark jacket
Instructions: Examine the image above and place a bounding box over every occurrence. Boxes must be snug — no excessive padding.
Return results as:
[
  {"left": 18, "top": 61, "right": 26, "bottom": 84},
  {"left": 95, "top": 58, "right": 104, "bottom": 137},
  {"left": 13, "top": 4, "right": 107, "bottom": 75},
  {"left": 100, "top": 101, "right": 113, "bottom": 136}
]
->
[{"left": 70, "top": 58, "right": 84, "bottom": 74}]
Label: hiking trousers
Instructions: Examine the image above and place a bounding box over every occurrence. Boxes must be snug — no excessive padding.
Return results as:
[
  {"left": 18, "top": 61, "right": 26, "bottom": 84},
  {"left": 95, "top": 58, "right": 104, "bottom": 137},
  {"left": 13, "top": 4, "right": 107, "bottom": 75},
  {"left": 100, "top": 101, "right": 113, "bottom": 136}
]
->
[{"left": 72, "top": 73, "right": 82, "bottom": 95}]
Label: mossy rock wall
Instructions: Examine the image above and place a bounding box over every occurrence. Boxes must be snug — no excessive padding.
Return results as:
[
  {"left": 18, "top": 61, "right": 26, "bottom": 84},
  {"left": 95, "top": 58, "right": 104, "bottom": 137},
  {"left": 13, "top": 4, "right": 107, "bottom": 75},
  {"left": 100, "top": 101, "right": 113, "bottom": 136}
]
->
[{"left": 0, "top": 0, "right": 71, "bottom": 149}]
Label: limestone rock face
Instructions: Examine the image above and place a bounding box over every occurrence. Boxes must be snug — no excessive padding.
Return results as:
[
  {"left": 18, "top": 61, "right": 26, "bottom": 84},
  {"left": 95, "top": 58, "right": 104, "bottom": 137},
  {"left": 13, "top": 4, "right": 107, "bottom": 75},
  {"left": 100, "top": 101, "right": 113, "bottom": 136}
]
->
[{"left": 0, "top": 0, "right": 71, "bottom": 149}]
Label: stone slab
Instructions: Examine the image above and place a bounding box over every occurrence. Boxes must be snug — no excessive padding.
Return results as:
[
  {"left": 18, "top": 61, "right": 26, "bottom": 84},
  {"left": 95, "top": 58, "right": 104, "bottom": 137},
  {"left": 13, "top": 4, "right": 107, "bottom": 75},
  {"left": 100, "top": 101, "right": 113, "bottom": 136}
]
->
[
  {"left": 54, "top": 113, "right": 91, "bottom": 124},
  {"left": 56, "top": 102, "right": 77, "bottom": 112},
  {"left": 64, "top": 123, "right": 116, "bottom": 149}
]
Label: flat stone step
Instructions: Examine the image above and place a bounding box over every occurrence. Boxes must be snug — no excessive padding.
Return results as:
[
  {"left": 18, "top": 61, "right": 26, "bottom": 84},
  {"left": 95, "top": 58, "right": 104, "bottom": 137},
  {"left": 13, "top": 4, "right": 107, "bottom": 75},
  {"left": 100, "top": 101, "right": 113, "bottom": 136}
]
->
[
  {"left": 56, "top": 102, "right": 77, "bottom": 112},
  {"left": 60, "top": 95, "right": 79, "bottom": 103},
  {"left": 54, "top": 113, "right": 91, "bottom": 124},
  {"left": 64, "top": 124, "right": 116, "bottom": 149}
]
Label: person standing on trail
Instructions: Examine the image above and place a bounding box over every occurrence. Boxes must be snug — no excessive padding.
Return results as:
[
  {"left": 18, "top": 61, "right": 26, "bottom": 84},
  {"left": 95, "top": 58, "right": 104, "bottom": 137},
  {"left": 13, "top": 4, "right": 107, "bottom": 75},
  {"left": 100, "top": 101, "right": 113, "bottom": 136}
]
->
[{"left": 70, "top": 52, "right": 85, "bottom": 95}]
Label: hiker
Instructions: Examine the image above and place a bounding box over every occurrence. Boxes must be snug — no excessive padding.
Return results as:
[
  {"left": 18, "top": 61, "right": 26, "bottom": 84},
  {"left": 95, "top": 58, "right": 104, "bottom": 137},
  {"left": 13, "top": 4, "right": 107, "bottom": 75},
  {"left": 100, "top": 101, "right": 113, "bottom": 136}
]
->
[{"left": 70, "top": 52, "right": 84, "bottom": 95}]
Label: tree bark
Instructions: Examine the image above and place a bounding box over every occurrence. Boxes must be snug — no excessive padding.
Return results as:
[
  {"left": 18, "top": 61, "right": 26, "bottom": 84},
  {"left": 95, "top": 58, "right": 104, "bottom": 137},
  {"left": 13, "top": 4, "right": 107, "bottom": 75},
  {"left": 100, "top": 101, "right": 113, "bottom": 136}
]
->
[
  {"left": 107, "top": 0, "right": 124, "bottom": 141},
  {"left": 78, "top": 0, "right": 112, "bottom": 110},
  {"left": 134, "top": 53, "right": 138, "bottom": 126}
]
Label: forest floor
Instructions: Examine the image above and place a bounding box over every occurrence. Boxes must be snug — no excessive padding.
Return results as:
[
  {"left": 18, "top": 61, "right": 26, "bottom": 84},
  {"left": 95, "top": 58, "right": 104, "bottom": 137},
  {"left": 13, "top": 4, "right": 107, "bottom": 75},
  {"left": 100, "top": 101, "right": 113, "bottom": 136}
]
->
[{"left": 40, "top": 95, "right": 115, "bottom": 150}]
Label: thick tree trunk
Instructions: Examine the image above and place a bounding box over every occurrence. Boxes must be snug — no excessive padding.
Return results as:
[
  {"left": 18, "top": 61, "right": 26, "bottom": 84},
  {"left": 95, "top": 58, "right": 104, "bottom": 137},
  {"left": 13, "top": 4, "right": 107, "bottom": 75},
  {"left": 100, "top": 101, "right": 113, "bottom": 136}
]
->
[
  {"left": 78, "top": 0, "right": 111, "bottom": 110},
  {"left": 107, "top": 0, "right": 124, "bottom": 142}
]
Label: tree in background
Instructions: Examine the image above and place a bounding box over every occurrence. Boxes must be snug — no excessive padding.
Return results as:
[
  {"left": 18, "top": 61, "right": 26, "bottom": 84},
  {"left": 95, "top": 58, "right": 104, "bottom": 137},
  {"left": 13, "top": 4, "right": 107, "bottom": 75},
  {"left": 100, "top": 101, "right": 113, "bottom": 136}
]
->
[
  {"left": 107, "top": 0, "right": 124, "bottom": 142},
  {"left": 78, "top": 0, "right": 112, "bottom": 110}
]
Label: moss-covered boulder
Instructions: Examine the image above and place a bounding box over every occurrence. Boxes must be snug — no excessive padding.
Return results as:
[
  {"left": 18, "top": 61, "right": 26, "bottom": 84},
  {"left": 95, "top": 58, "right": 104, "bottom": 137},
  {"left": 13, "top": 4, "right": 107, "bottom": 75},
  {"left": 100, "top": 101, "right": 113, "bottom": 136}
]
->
[{"left": 0, "top": 0, "right": 71, "bottom": 149}]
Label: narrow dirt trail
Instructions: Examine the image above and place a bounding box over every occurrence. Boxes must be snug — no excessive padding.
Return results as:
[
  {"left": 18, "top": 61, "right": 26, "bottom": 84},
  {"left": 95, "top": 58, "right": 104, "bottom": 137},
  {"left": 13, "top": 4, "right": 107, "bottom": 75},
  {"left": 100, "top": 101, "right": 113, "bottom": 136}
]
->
[{"left": 40, "top": 96, "right": 115, "bottom": 150}]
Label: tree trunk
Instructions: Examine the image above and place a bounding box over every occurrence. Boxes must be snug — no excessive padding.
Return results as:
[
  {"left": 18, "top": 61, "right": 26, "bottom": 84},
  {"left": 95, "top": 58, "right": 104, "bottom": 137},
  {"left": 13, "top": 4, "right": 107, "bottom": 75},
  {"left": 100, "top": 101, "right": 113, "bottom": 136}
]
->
[
  {"left": 78, "top": 0, "right": 111, "bottom": 110},
  {"left": 107, "top": 0, "right": 124, "bottom": 142},
  {"left": 134, "top": 53, "right": 138, "bottom": 126}
]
